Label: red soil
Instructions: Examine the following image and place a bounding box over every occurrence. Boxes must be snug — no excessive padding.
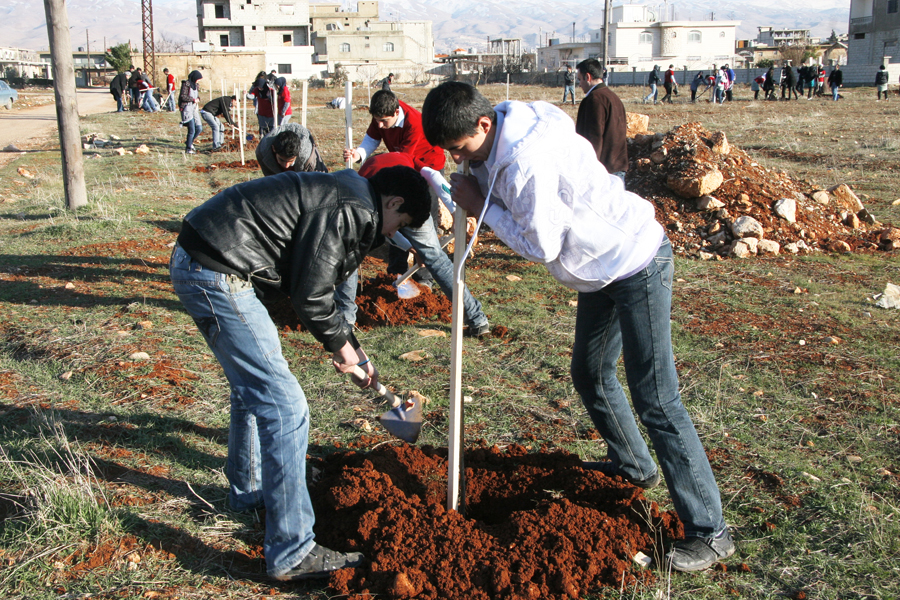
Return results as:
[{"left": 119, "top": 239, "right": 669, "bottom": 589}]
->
[{"left": 310, "top": 443, "right": 683, "bottom": 600}]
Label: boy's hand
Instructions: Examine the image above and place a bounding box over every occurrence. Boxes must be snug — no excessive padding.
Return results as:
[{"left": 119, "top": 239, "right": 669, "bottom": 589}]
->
[
  {"left": 449, "top": 173, "right": 485, "bottom": 216},
  {"left": 342, "top": 148, "right": 359, "bottom": 163}
]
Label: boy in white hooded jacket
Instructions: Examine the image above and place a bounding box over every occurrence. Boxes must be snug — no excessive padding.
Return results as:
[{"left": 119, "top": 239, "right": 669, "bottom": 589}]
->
[{"left": 421, "top": 81, "right": 734, "bottom": 573}]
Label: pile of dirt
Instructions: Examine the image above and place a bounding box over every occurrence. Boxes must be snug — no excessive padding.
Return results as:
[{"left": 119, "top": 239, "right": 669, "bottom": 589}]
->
[
  {"left": 625, "top": 121, "right": 891, "bottom": 258},
  {"left": 309, "top": 444, "right": 683, "bottom": 599},
  {"left": 191, "top": 160, "right": 260, "bottom": 173},
  {"left": 266, "top": 273, "right": 451, "bottom": 332}
]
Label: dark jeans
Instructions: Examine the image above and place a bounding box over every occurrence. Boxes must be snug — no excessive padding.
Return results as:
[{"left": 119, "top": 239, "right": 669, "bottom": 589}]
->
[{"left": 570, "top": 239, "right": 725, "bottom": 539}]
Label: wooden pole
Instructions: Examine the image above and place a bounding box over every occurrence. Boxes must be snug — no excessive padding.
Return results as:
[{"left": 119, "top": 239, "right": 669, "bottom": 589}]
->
[
  {"left": 447, "top": 160, "right": 468, "bottom": 514},
  {"left": 43, "top": 0, "right": 87, "bottom": 210},
  {"left": 344, "top": 81, "right": 353, "bottom": 169},
  {"left": 301, "top": 80, "right": 308, "bottom": 127}
]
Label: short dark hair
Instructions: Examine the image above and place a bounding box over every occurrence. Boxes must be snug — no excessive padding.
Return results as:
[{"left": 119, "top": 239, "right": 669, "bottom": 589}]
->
[
  {"left": 576, "top": 58, "right": 603, "bottom": 80},
  {"left": 367, "top": 166, "right": 431, "bottom": 228},
  {"left": 369, "top": 90, "right": 399, "bottom": 117},
  {"left": 273, "top": 130, "right": 302, "bottom": 158},
  {"left": 421, "top": 81, "right": 496, "bottom": 148}
]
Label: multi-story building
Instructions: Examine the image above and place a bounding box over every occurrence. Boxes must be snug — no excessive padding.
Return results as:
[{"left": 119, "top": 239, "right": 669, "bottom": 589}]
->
[
  {"left": 755, "top": 26, "right": 812, "bottom": 47},
  {"left": 195, "top": 0, "right": 316, "bottom": 77},
  {"left": 536, "top": 4, "right": 738, "bottom": 72},
  {"left": 848, "top": 0, "right": 900, "bottom": 65},
  {"left": 309, "top": 1, "right": 434, "bottom": 81},
  {"left": 0, "top": 47, "right": 51, "bottom": 80}
]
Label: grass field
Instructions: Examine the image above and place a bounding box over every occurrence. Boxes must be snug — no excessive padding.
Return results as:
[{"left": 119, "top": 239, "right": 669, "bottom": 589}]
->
[{"left": 1, "top": 82, "right": 899, "bottom": 599}]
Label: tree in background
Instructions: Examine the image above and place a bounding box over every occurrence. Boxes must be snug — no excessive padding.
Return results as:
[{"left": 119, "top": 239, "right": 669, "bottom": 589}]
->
[
  {"left": 779, "top": 43, "right": 820, "bottom": 66},
  {"left": 755, "top": 58, "right": 774, "bottom": 69},
  {"left": 105, "top": 43, "right": 132, "bottom": 72}
]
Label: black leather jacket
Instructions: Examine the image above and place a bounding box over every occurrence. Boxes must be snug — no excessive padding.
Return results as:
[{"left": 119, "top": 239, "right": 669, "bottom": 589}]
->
[{"left": 180, "top": 169, "right": 384, "bottom": 352}]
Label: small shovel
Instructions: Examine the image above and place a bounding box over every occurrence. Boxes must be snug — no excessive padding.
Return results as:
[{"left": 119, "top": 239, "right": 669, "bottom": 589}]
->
[
  {"left": 349, "top": 365, "right": 422, "bottom": 443},
  {"left": 393, "top": 234, "right": 454, "bottom": 299}
]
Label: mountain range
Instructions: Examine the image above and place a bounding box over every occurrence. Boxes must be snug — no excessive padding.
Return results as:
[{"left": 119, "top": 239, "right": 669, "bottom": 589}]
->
[{"left": 1, "top": 0, "right": 849, "bottom": 54}]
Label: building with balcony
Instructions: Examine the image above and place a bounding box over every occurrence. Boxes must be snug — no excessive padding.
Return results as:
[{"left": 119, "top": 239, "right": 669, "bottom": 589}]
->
[
  {"left": 536, "top": 4, "right": 738, "bottom": 73},
  {"left": 1, "top": 47, "right": 51, "bottom": 80},
  {"left": 309, "top": 1, "right": 434, "bottom": 81}
]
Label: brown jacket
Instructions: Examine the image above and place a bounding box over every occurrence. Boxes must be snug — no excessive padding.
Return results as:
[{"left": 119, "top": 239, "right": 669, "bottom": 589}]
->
[{"left": 574, "top": 83, "right": 628, "bottom": 174}]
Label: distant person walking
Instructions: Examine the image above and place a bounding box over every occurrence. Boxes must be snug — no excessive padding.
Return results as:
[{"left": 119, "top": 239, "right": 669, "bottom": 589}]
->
[
  {"left": 763, "top": 66, "right": 776, "bottom": 100},
  {"left": 723, "top": 64, "right": 735, "bottom": 101},
  {"left": 875, "top": 65, "right": 890, "bottom": 100},
  {"left": 643, "top": 65, "right": 661, "bottom": 104},
  {"left": 713, "top": 66, "right": 727, "bottom": 104},
  {"left": 180, "top": 70, "right": 203, "bottom": 154},
  {"left": 562, "top": 65, "right": 576, "bottom": 105},
  {"left": 782, "top": 65, "right": 798, "bottom": 100},
  {"left": 163, "top": 68, "right": 176, "bottom": 111},
  {"left": 380, "top": 73, "right": 394, "bottom": 92},
  {"left": 661, "top": 65, "right": 676, "bottom": 104},
  {"left": 828, "top": 65, "right": 843, "bottom": 101}
]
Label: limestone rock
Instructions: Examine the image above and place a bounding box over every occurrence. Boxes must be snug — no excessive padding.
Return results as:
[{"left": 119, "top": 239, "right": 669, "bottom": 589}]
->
[
  {"left": 784, "top": 240, "right": 810, "bottom": 254},
  {"left": 811, "top": 190, "right": 830, "bottom": 205},
  {"left": 878, "top": 227, "right": 900, "bottom": 250},
  {"left": 697, "top": 195, "right": 725, "bottom": 211},
  {"left": 135, "top": 144, "right": 150, "bottom": 154},
  {"left": 650, "top": 147, "right": 668, "bottom": 164},
  {"left": 625, "top": 112, "right": 650, "bottom": 137},
  {"left": 651, "top": 132, "right": 666, "bottom": 150},
  {"left": 774, "top": 198, "right": 797, "bottom": 223},
  {"left": 667, "top": 165, "right": 724, "bottom": 198},
  {"left": 731, "top": 238, "right": 757, "bottom": 258},
  {"left": 437, "top": 200, "right": 452, "bottom": 231},
  {"left": 709, "top": 131, "right": 730, "bottom": 155},
  {"left": 857, "top": 208, "right": 878, "bottom": 226},
  {"left": 844, "top": 212, "right": 860, "bottom": 229},
  {"left": 827, "top": 184, "right": 864, "bottom": 213},
  {"left": 731, "top": 215, "right": 764, "bottom": 239},
  {"left": 758, "top": 239, "right": 781, "bottom": 255},
  {"left": 827, "top": 239, "right": 852, "bottom": 253},
  {"left": 875, "top": 283, "right": 900, "bottom": 309}
]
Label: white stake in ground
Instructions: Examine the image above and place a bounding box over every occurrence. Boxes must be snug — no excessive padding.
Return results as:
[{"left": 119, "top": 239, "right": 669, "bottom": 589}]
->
[
  {"left": 447, "top": 160, "right": 469, "bottom": 514},
  {"left": 344, "top": 81, "right": 353, "bottom": 169},
  {"left": 301, "top": 80, "right": 308, "bottom": 128}
]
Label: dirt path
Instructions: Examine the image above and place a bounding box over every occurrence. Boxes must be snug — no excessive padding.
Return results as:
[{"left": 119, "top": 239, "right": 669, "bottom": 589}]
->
[{"left": 0, "top": 88, "right": 114, "bottom": 167}]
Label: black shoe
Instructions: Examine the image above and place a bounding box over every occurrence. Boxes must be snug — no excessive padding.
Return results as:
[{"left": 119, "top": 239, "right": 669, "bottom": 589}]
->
[
  {"left": 272, "top": 544, "right": 364, "bottom": 581},
  {"left": 464, "top": 322, "right": 491, "bottom": 338},
  {"left": 582, "top": 461, "right": 661, "bottom": 489},
  {"left": 666, "top": 528, "right": 735, "bottom": 572}
]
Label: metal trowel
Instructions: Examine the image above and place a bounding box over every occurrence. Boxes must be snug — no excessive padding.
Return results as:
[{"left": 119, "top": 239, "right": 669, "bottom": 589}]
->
[
  {"left": 392, "top": 234, "right": 455, "bottom": 299},
  {"left": 350, "top": 365, "right": 422, "bottom": 443}
]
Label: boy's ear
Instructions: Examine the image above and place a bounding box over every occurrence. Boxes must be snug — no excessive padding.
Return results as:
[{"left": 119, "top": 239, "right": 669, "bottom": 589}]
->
[
  {"left": 384, "top": 195, "right": 404, "bottom": 211},
  {"left": 476, "top": 115, "right": 493, "bottom": 136}
]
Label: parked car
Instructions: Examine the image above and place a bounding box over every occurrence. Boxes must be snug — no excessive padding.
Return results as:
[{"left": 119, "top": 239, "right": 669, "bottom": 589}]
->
[{"left": 0, "top": 80, "right": 19, "bottom": 109}]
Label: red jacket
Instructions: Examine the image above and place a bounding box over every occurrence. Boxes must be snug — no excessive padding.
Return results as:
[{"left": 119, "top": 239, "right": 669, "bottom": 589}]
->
[
  {"left": 277, "top": 86, "right": 292, "bottom": 117},
  {"left": 166, "top": 73, "right": 175, "bottom": 92},
  {"left": 365, "top": 100, "right": 445, "bottom": 171}
]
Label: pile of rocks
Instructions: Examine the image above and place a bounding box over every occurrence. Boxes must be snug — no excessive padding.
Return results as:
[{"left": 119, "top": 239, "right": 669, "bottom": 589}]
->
[{"left": 624, "top": 119, "right": 897, "bottom": 259}]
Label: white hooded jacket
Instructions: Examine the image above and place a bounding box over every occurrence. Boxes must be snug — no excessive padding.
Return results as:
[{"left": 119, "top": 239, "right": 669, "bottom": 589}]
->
[{"left": 473, "top": 101, "right": 664, "bottom": 293}]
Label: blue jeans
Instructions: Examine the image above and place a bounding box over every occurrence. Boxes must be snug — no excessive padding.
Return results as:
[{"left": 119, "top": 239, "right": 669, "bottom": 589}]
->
[
  {"left": 400, "top": 215, "right": 488, "bottom": 329},
  {"left": 169, "top": 245, "right": 316, "bottom": 577},
  {"left": 165, "top": 91, "right": 176, "bottom": 112},
  {"left": 257, "top": 115, "right": 274, "bottom": 136},
  {"left": 185, "top": 117, "right": 202, "bottom": 151},
  {"left": 200, "top": 110, "right": 223, "bottom": 148},
  {"left": 832, "top": 85, "right": 839, "bottom": 101},
  {"left": 113, "top": 91, "right": 124, "bottom": 112},
  {"left": 643, "top": 83, "right": 658, "bottom": 103},
  {"left": 563, "top": 85, "right": 575, "bottom": 103},
  {"left": 570, "top": 239, "right": 725, "bottom": 539},
  {"left": 141, "top": 90, "right": 159, "bottom": 112},
  {"left": 334, "top": 269, "right": 359, "bottom": 326}
]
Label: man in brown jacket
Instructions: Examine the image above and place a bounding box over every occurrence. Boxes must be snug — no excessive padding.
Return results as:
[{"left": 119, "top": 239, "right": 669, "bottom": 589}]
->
[{"left": 574, "top": 58, "right": 628, "bottom": 183}]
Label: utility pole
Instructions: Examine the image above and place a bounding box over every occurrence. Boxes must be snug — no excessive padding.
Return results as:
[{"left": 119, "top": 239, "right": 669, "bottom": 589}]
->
[
  {"left": 85, "top": 29, "right": 91, "bottom": 87},
  {"left": 602, "top": 0, "right": 611, "bottom": 73},
  {"left": 141, "top": 0, "right": 156, "bottom": 84},
  {"left": 42, "top": 0, "right": 87, "bottom": 210},
  {"left": 571, "top": 22, "right": 575, "bottom": 43}
]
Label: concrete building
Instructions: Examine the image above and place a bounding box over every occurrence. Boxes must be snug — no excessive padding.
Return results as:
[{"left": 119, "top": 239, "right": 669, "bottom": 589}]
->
[
  {"left": 38, "top": 50, "right": 111, "bottom": 86},
  {"left": 536, "top": 4, "right": 738, "bottom": 73},
  {"left": 309, "top": 1, "right": 434, "bottom": 82},
  {"left": 756, "top": 26, "right": 812, "bottom": 47},
  {"left": 844, "top": 0, "right": 900, "bottom": 84},
  {"left": 1, "top": 47, "right": 51, "bottom": 80},
  {"left": 195, "top": 0, "right": 316, "bottom": 77}
]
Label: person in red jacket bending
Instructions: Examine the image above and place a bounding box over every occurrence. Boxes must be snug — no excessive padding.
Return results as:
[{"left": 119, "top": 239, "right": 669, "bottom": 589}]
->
[{"left": 343, "top": 90, "right": 446, "bottom": 172}]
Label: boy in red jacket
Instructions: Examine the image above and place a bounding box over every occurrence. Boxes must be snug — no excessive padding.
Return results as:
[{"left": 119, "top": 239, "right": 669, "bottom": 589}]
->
[{"left": 343, "top": 90, "right": 445, "bottom": 171}]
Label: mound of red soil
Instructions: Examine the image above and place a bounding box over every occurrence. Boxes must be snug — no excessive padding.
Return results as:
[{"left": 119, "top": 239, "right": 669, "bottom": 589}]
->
[
  {"left": 310, "top": 444, "right": 682, "bottom": 599},
  {"left": 266, "top": 273, "right": 451, "bottom": 332},
  {"left": 626, "top": 121, "right": 884, "bottom": 256}
]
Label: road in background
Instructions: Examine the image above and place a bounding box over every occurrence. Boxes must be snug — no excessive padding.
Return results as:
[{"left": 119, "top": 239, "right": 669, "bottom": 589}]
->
[{"left": 0, "top": 88, "right": 114, "bottom": 151}]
